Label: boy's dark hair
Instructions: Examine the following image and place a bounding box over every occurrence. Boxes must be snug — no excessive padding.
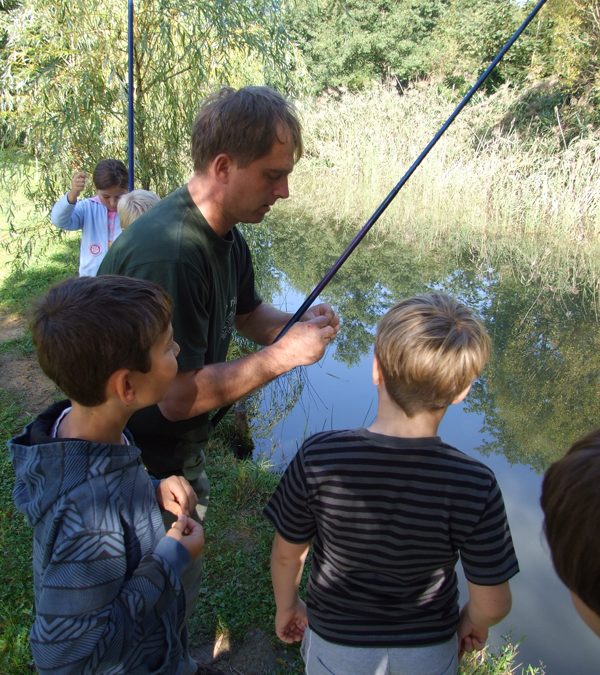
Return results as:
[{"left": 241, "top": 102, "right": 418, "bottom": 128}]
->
[
  {"left": 375, "top": 293, "right": 490, "bottom": 416},
  {"left": 191, "top": 86, "right": 303, "bottom": 172},
  {"left": 32, "top": 275, "right": 172, "bottom": 406},
  {"left": 541, "top": 429, "right": 600, "bottom": 616},
  {"left": 93, "top": 159, "right": 129, "bottom": 190}
]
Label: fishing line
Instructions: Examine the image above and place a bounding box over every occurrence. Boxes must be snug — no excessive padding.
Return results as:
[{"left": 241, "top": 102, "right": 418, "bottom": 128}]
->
[{"left": 211, "top": 0, "right": 549, "bottom": 429}]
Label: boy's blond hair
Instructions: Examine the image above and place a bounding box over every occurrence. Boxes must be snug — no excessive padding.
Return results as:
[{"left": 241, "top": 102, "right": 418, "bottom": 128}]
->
[
  {"left": 117, "top": 189, "right": 160, "bottom": 228},
  {"left": 375, "top": 293, "right": 490, "bottom": 416}
]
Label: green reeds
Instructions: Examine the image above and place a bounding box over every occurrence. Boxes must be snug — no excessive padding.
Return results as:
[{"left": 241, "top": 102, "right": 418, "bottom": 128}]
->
[{"left": 284, "top": 84, "right": 600, "bottom": 299}]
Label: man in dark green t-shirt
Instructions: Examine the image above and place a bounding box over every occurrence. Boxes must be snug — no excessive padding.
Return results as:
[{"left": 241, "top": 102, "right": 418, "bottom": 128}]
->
[{"left": 99, "top": 86, "right": 339, "bottom": 516}]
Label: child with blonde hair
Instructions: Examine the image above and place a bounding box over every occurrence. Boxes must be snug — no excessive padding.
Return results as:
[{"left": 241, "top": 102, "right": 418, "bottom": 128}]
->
[
  {"left": 117, "top": 188, "right": 160, "bottom": 228},
  {"left": 265, "top": 292, "right": 519, "bottom": 675}
]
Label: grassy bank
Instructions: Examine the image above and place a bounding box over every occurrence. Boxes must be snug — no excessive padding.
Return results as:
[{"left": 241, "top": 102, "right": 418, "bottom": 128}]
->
[{"left": 283, "top": 83, "right": 600, "bottom": 298}]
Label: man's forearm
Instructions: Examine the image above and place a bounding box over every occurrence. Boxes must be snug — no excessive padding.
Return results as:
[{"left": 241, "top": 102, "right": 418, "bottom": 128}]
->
[
  {"left": 158, "top": 343, "right": 293, "bottom": 421},
  {"left": 159, "top": 313, "right": 335, "bottom": 422},
  {"left": 236, "top": 302, "right": 292, "bottom": 346}
]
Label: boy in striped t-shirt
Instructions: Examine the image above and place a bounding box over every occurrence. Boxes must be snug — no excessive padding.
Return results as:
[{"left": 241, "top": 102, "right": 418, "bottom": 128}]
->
[{"left": 264, "top": 293, "right": 519, "bottom": 675}]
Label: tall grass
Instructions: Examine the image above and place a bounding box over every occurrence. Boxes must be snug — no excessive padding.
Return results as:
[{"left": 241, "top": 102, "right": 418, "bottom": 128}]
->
[{"left": 285, "top": 84, "right": 600, "bottom": 296}]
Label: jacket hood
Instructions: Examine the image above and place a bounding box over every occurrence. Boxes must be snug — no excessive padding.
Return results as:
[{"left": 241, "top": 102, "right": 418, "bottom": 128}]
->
[{"left": 8, "top": 400, "right": 140, "bottom": 526}]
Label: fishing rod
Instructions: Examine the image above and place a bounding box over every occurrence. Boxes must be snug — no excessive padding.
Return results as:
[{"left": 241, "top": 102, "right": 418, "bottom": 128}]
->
[
  {"left": 211, "top": 0, "right": 549, "bottom": 430},
  {"left": 127, "top": 0, "right": 135, "bottom": 190}
]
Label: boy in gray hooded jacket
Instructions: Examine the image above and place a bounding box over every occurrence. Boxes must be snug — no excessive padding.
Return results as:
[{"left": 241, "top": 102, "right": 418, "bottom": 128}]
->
[{"left": 8, "top": 275, "right": 204, "bottom": 674}]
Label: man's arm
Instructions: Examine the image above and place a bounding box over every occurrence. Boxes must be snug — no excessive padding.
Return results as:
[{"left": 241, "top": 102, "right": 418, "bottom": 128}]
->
[
  {"left": 458, "top": 581, "right": 512, "bottom": 657},
  {"left": 271, "top": 532, "right": 310, "bottom": 643},
  {"left": 159, "top": 308, "right": 338, "bottom": 421}
]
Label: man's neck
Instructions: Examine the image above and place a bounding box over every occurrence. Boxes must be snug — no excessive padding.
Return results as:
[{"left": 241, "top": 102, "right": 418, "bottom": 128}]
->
[
  {"left": 187, "top": 174, "right": 234, "bottom": 238},
  {"left": 57, "top": 402, "right": 129, "bottom": 445}
]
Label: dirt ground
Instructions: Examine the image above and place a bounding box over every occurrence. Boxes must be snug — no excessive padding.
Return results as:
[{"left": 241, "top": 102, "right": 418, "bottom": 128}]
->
[
  {"left": 0, "top": 313, "right": 60, "bottom": 415},
  {"left": 0, "top": 310, "right": 289, "bottom": 675}
]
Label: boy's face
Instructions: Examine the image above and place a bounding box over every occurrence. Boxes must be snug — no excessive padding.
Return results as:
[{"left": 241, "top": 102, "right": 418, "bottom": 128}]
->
[
  {"left": 571, "top": 592, "right": 600, "bottom": 639},
  {"left": 133, "top": 324, "right": 179, "bottom": 407}
]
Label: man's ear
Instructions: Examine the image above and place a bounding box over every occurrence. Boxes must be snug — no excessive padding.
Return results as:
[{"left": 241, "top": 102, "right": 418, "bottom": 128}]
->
[
  {"left": 106, "top": 369, "right": 136, "bottom": 406},
  {"left": 452, "top": 383, "right": 472, "bottom": 405},
  {"left": 212, "top": 153, "right": 234, "bottom": 184}
]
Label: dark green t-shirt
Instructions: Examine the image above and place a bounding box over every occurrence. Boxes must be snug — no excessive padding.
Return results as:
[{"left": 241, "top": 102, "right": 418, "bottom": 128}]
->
[{"left": 99, "top": 185, "right": 262, "bottom": 476}]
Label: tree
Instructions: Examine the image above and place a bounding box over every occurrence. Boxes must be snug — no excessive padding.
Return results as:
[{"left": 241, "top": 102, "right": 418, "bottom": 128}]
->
[
  {"left": 0, "top": 0, "right": 297, "bottom": 265},
  {"left": 286, "top": 0, "right": 449, "bottom": 93},
  {"left": 427, "top": 0, "right": 530, "bottom": 92}
]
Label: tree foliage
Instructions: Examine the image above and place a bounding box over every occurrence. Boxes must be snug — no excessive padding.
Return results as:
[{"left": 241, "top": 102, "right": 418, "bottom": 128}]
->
[
  {"left": 0, "top": 0, "right": 296, "bottom": 263},
  {"left": 287, "top": 0, "right": 449, "bottom": 92}
]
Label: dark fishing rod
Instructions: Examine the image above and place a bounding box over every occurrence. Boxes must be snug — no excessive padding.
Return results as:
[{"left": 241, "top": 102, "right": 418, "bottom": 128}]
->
[
  {"left": 211, "top": 0, "right": 548, "bottom": 430},
  {"left": 127, "top": 0, "right": 135, "bottom": 190}
]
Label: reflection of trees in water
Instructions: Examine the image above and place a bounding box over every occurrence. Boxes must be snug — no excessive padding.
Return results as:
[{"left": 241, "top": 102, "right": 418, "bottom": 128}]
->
[
  {"left": 227, "top": 330, "right": 306, "bottom": 456},
  {"left": 243, "top": 217, "right": 600, "bottom": 473},
  {"left": 247, "top": 367, "right": 306, "bottom": 443}
]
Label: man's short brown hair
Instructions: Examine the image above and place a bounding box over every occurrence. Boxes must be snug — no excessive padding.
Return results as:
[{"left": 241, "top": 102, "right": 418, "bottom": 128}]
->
[
  {"left": 32, "top": 275, "right": 172, "bottom": 406},
  {"left": 374, "top": 293, "right": 490, "bottom": 416},
  {"left": 191, "top": 86, "right": 303, "bottom": 172},
  {"left": 541, "top": 429, "right": 600, "bottom": 616}
]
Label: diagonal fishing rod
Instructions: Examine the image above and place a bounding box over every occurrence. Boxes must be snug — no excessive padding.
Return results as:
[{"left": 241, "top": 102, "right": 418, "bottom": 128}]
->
[{"left": 211, "top": 0, "right": 548, "bottom": 430}]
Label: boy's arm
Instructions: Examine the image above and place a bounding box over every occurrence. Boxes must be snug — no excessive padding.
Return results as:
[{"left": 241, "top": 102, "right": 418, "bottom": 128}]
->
[
  {"left": 458, "top": 581, "right": 512, "bottom": 658},
  {"left": 271, "top": 532, "right": 311, "bottom": 643},
  {"left": 31, "top": 517, "right": 203, "bottom": 674}
]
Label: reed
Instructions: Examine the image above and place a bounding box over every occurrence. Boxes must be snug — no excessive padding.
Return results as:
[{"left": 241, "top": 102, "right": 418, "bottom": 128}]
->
[{"left": 284, "top": 84, "right": 600, "bottom": 297}]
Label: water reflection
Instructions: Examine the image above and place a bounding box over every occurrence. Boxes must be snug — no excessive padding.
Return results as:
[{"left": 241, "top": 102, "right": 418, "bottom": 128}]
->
[
  {"left": 239, "top": 221, "right": 600, "bottom": 672},
  {"left": 242, "top": 222, "right": 599, "bottom": 472}
]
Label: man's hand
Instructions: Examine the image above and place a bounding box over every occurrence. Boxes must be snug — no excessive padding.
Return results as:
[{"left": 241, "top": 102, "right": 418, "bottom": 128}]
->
[
  {"left": 166, "top": 514, "right": 205, "bottom": 561},
  {"left": 274, "top": 315, "right": 334, "bottom": 367},
  {"left": 300, "top": 303, "right": 340, "bottom": 335},
  {"left": 275, "top": 598, "right": 308, "bottom": 644},
  {"left": 68, "top": 171, "right": 87, "bottom": 204},
  {"left": 156, "top": 475, "right": 197, "bottom": 517}
]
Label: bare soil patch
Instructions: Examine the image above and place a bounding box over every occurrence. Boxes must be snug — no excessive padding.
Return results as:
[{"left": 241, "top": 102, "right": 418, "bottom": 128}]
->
[{"left": 0, "top": 313, "right": 26, "bottom": 342}]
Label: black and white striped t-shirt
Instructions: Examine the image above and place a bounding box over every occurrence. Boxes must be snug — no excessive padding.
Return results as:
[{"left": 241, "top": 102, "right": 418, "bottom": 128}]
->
[{"left": 264, "top": 428, "right": 519, "bottom": 647}]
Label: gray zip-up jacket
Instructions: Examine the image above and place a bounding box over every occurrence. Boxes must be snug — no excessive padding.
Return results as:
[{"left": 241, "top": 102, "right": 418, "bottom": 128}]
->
[{"left": 9, "top": 400, "right": 192, "bottom": 674}]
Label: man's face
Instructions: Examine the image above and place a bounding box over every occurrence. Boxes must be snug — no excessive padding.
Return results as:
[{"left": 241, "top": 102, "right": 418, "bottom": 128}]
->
[{"left": 224, "top": 125, "right": 296, "bottom": 225}]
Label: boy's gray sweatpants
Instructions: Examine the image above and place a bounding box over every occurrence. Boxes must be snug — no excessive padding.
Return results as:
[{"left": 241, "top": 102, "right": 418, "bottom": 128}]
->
[{"left": 301, "top": 628, "right": 458, "bottom": 675}]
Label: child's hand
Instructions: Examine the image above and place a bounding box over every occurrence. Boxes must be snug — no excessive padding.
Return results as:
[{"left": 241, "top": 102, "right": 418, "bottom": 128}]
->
[
  {"left": 275, "top": 598, "right": 308, "bottom": 644},
  {"left": 68, "top": 171, "right": 87, "bottom": 203},
  {"left": 166, "top": 514, "right": 205, "bottom": 561},
  {"left": 457, "top": 605, "right": 488, "bottom": 659},
  {"left": 156, "top": 475, "right": 198, "bottom": 517}
]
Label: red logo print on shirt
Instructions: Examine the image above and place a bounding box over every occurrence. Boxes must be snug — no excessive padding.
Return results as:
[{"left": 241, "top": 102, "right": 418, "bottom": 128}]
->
[{"left": 90, "top": 244, "right": 102, "bottom": 256}]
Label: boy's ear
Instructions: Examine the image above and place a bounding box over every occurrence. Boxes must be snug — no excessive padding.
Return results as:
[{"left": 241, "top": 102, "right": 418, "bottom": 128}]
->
[
  {"left": 372, "top": 356, "right": 381, "bottom": 386},
  {"left": 452, "top": 383, "right": 472, "bottom": 405},
  {"left": 106, "top": 369, "right": 136, "bottom": 406}
]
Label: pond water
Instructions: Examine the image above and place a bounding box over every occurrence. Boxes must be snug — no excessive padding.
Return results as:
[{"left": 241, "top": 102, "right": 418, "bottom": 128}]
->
[{"left": 242, "top": 221, "right": 600, "bottom": 674}]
